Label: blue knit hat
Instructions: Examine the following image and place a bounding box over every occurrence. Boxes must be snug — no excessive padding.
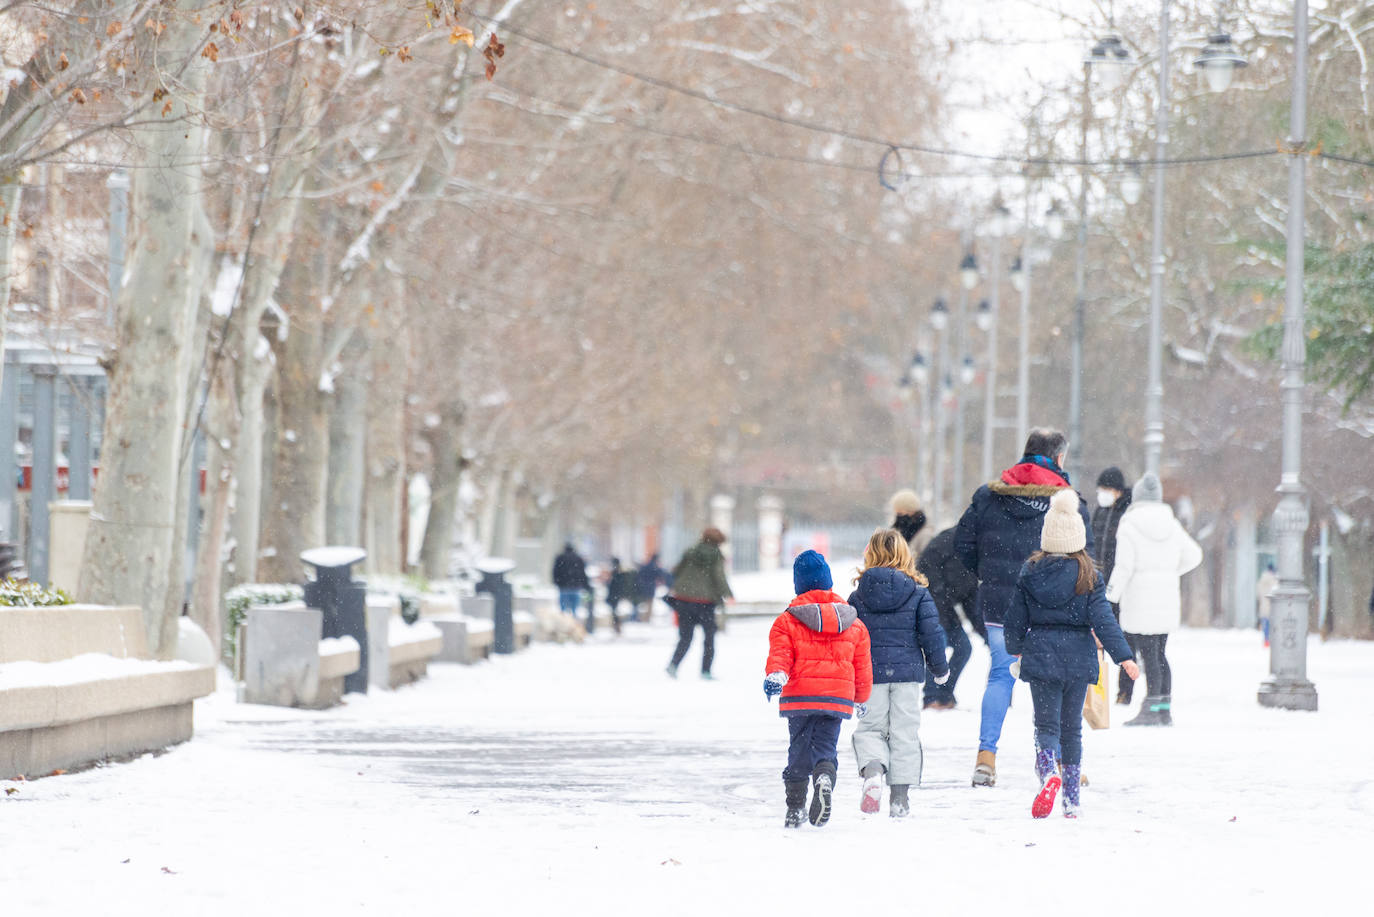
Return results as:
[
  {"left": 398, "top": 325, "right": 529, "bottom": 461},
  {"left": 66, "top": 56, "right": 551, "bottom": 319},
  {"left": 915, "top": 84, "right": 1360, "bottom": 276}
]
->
[{"left": 793, "top": 550, "right": 833, "bottom": 594}]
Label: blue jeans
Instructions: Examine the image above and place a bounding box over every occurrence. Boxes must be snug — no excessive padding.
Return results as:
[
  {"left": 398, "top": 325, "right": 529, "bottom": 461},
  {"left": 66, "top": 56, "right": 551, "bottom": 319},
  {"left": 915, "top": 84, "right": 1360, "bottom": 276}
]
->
[
  {"left": 559, "top": 589, "right": 582, "bottom": 614},
  {"left": 782, "top": 714, "right": 842, "bottom": 784},
  {"left": 1028, "top": 679, "right": 1090, "bottom": 766},
  {"left": 978, "top": 624, "right": 1018, "bottom": 753}
]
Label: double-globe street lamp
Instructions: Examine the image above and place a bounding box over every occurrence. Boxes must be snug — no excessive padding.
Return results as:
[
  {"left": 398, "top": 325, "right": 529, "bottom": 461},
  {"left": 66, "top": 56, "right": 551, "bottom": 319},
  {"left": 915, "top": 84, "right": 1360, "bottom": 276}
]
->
[
  {"left": 951, "top": 250, "right": 979, "bottom": 519},
  {"left": 1090, "top": 5, "right": 1314, "bottom": 709}
]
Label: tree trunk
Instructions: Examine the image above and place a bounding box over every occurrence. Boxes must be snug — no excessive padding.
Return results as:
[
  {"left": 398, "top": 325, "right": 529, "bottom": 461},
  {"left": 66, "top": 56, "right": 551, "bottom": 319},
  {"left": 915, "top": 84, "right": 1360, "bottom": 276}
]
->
[
  {"left": 326, "top": 329, "right": 368, "bottom": 546},
  {"left": 364, "top": 271, "right": 408, "bottom": 576},
  {"left": 418, "top": 405, "right": 464, "bottom": 580},
  {"left": 0, "top": 182, "right": 20, "bottom": 355},
  {"left": 256, "top": 258, "right": 328, "bottom": 584},
  {"left": 191, "top": 353, "right": 238, "bottom": 657},
  {"left": 78, "top": 19, "right": 211, "bottom": 656}
]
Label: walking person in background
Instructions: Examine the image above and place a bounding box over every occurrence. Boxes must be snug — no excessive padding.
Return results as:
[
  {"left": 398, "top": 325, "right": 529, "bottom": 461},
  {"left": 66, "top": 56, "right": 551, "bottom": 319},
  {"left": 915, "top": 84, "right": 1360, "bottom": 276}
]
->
[
  {"left": 918, "top": 527, "right": 985, "bottom": 710},
  {"left": 632, "top": 553, "right": 671, "bottom": 622},
  {"left": 603, "top": 558, "right": 635, "bottom": 635},
  {"left": 1091, "top": 466, "right": 1136, "bottom": 704},
  {"left": 764, "top": 550, "right": 872, "bottom": 828},
  {"left": 1256, "top": 563, "right": 1279, "bottom": 647},
  {"left": 1106, "top": 473, "right": 1204, "bottom": 727},
  {"left": 955, "top": 428, "right": 1092, "bottom": 788},
  {"left": 665, "top": 528, "right": 732, "bottom": 679},
  {"left": 890, "top": 489, "right": 934, "bottom": 558},
  {"left": 553, "top": 543, "right": 590, "bottom": 619},
  {"left": 1005, "top": 490, "right": 1140, "bottom": 819},
  {"left": 848, "top": 529, "right": 948, "bottom": 817}
]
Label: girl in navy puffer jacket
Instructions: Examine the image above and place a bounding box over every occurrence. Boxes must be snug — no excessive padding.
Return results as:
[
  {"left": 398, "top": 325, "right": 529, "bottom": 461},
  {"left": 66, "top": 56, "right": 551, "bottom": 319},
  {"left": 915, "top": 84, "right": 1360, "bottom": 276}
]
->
[
  {"left": 1005, "top": 490, "right": 1139, "bottom": 819},
  {"left": 847, "top": 529, "right": 950, "bottom": 817}
]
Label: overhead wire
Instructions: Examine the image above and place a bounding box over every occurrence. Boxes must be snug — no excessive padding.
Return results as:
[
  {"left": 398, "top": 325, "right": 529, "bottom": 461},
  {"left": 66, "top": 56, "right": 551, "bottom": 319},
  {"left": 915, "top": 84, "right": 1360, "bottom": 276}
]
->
[{"left": 467, "top": 11, "right": 1285, "bottom": 175}]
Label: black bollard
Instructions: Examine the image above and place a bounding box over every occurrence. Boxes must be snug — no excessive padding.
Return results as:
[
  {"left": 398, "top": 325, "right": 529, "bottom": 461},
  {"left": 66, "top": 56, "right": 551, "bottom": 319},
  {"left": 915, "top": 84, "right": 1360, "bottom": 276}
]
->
[
  {"left": 301, "top": 546, "right": 368, "bottom": 693},
  {"left": 475, "top": 558, "right": 516, "bottom": 654}
]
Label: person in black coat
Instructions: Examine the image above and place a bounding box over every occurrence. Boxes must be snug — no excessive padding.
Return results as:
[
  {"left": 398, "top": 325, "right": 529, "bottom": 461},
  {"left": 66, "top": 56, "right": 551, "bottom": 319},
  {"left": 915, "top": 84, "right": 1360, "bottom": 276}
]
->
[
  {"left": 1090, "top": 466, "right": 1137, "bottom": 703},
  {"left": 552, "top": 543, "right": 590, "bottom": 617},
  {"left": 604, "top": 558, "right": 636, "bottom": 634},
  {"left": 1005, "top": 490, "right": 1139, "bottom": 818},
  {"left": 954, "top": 428, "right": 1094, "bottom": 788},
  {"left": 918, "top": 527, "right": 985, "bottom": 710}
]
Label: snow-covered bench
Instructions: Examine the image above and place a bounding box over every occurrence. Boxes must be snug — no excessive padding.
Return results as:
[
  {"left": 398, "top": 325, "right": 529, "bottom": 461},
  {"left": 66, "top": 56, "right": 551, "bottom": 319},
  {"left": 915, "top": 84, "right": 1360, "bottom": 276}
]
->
[
  {"left": 421, "top": 593, "right": 535, "bottom": 662},
  {"left": 0, "top": 605, "right": 216, "bottom": 779},
  {"left": 239, "top": 602, "right": 360, "bottom": 709},
  {"left": 364, "top": 595, "right": 444, "bottom": 687}
]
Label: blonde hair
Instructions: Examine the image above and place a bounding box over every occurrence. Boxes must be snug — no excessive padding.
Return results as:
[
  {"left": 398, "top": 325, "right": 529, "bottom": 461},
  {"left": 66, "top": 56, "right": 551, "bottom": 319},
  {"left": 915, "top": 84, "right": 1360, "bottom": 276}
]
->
[{"left": 854, "top": 528, "right": 928, "bottom": 587}]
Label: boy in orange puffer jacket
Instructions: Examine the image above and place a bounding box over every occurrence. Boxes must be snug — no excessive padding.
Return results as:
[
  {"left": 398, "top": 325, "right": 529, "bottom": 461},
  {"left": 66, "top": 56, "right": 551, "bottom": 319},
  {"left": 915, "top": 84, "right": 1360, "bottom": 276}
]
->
[{"left": 764, "top": 550, "right": 873, "bottom": 828}]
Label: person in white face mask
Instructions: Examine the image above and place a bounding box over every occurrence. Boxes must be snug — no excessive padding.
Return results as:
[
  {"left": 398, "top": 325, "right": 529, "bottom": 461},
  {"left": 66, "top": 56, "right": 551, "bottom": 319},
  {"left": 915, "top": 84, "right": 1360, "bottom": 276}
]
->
[{"left": 1090, "top": 467, "right": 1136, "bottom": 704}]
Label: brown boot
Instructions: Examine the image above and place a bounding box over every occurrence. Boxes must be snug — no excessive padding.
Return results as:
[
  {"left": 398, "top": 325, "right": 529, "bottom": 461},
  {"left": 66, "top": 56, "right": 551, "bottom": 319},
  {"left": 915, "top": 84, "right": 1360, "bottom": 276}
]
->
[{"left": 972, "top": 750, "right": 996, "bottom": 787}]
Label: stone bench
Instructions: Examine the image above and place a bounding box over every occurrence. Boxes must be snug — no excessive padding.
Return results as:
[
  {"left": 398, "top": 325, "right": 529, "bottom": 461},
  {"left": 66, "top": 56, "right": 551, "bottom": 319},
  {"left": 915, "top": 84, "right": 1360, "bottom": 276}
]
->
[
  {"left": 427, "top": 616, "right": 495, "bottom": 664},
  {"left": 240, "top": 602, "right": 359, "bottom": 709},
  {"left": 0, "top": 605, "right": 216, "bottom": 779},
  {"left": 366, "top": 596, "right": 444, "bottom": 688}
]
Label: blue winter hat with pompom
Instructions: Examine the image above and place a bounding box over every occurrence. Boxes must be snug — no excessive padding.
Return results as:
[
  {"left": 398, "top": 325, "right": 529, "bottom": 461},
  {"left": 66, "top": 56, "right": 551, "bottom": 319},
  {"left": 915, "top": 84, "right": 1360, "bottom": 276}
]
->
[{"left": 793, "top": 550, "right": 833, "bottom": 594}]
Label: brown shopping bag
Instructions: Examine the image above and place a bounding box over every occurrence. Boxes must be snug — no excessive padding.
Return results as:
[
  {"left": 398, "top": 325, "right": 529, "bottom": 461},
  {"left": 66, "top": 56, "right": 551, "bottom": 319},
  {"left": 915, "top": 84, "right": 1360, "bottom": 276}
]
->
[{"left": 1083, "top": 648, "right": 1110, "bottom": 730}]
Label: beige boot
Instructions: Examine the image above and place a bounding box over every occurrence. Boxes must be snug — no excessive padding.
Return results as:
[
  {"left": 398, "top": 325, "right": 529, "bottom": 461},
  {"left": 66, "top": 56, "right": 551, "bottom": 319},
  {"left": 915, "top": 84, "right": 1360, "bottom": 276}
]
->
[{"left": 972, "top": 750, "right": 996, "bottom": 787}]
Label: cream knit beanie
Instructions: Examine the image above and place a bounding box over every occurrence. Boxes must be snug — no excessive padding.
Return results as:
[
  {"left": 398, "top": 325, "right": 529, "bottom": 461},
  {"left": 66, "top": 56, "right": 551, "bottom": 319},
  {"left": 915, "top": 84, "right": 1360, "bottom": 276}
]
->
[{"left": 1040, "top": 489, "right": 1086, "bottom": 554}]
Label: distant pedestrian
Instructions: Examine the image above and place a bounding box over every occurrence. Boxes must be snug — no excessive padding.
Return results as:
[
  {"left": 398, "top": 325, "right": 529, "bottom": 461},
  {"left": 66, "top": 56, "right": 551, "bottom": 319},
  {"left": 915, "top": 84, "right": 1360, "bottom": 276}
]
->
[
  {"left": 848, "top": 529, "right": 948, "bottom": 818},
  {"left": 1105, "top": 473, "right": 1203, "bottom": 727},
  {"left": 890, "top": 489, "right": 933, "bottom": 558},
  {"left": 764, "top": 550, "right": 872, "bottom": 828},
  {"left": 1256, "top": 564, "right": 1279, "bottom": 647},
  {"left": 955, "top": 428, "right": 1093, "bottom": 787},
  {"left": 604, "top": 558, "right": 635, "bottom": 635},
  {"left": 918, "top": 527, "right": 985, "bottom": 710},
  {"left": 1091, "top": 466, "right": 1137, "bottom": 703},
  {"left": 1005, "top": 490, "right": 1139, "bottom": 819},
  {"left": 632, "top": 553, "right": 671, "bottom": 622},
  {"left": 665, "top": 528, "right": 732, "bottom": 679},
  {"left": 552, "top": 543, "right": 590, "bottom": 617}
]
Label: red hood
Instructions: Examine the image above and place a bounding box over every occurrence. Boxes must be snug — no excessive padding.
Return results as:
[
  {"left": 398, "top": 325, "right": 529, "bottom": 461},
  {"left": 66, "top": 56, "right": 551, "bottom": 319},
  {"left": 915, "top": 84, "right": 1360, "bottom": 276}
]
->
[{"left": 1001, "top": 462, "right": 1070, "bottom": 488}]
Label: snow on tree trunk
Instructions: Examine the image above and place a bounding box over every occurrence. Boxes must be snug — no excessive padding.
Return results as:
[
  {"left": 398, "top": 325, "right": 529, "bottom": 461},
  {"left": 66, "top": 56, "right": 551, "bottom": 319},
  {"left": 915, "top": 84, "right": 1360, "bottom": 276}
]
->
[
  {"left": 364, "top": 272, "right": 408, "bottom": 576},
  {"left": 326, "top": 329, "right": 367, "bottom": 547},
  {"left": 418, "top": 405, "right": 464, "bottom": 580},
  {"left": 78, "top": 18, "right": 211, "bottom": 657}
]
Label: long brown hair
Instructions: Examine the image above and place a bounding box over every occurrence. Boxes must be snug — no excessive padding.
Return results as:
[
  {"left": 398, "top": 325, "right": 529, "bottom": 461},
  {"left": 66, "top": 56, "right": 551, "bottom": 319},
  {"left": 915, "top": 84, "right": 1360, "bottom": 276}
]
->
[
  {"left": 1027, "top": 548, "right": 1097, "bottom": 595},
  {"left": 854, "top": 528, "right": 929, "bottom": 587}
]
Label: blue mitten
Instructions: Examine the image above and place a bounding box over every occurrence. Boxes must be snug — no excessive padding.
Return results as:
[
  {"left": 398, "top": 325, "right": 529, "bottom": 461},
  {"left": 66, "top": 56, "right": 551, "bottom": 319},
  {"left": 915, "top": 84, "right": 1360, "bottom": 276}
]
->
[
  {"left": 855, "top": 702, "right": 868, "bottom": 718},
  {"left": 763, "top": 671, "right": 788, "bottom": 699}
]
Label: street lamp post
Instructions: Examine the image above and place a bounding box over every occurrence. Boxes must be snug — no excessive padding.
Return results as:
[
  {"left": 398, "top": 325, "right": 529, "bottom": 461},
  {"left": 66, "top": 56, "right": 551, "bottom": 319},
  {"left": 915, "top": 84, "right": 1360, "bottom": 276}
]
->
[
  {"left": 953, "top": 252, "right": 978, "bottom": 514},
  {"left": 1011, "top": 250, "right": 1030, "bottom": 450},
  {"left": 1141, "top": 0, "right": 1170, "bottom": 479},
  {"left": 980, "top": 201, "right": 1009, "bottom": 483},
  {"left": 1259, "top": 0, "right": 1317, "bottom": 711},
  {"left": 930, "top": 298, "right": 950, "bottom": 526},
  {"left": 1070, "top": 59, "right": 1092, "bottom": 488}
]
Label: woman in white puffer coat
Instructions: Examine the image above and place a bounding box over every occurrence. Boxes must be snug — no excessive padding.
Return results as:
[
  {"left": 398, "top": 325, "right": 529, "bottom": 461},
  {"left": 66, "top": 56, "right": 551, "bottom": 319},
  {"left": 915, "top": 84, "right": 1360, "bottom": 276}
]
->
[{"left": 1104, "top": 473, "right": 1203, "bottom": 726}]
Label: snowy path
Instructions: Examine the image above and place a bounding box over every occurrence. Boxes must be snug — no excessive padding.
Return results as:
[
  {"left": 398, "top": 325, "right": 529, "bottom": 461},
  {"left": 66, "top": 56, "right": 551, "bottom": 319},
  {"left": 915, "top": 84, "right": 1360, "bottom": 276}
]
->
[{"left": 2, "top": 618, "right": 1369, "bottom": 915}]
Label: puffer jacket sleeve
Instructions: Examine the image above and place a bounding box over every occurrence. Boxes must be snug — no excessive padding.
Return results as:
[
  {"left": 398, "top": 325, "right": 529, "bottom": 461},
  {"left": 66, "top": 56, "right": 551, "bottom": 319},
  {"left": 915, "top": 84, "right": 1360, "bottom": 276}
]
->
[
  {"left": 1105, "top": 520, "right": 1137, "bottom": 604},
  {"left": 1003, "top": 574, "right": 1030, "bottom": 656},
  {"left": 1078, "top": 494, "right": 1096, "bottom": 557},
  {"left": 852, "top": 620, "right": 873, "bottom": 704},
  {"left": 954, "top": 490, "right": 983, "bottom": 574},
  {"left": 1176, "top": 523, "right": 1204, "bottom": 576},
  {"left": 1087, "top": 575, "right": 1134, "bottom": 663},
  {"left": 913, "top": 589, "right": 950, "bottom": 678},
  {"left": 765, "top": 615, "right": 794, "bottom": 677}
]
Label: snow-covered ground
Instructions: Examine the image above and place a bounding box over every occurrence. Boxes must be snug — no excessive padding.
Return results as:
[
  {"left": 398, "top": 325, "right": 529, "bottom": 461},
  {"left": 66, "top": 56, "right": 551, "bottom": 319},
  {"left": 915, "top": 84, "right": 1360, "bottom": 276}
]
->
[{"left": 2, "top": 618, "right": 1369, "bottom": 915}]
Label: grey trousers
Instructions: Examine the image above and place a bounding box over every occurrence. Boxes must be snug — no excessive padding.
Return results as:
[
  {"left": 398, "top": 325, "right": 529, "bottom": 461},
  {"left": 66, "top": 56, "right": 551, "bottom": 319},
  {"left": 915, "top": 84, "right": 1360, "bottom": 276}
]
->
[{"left": 851, "top": 681, "right": 924, "bottom": 786}]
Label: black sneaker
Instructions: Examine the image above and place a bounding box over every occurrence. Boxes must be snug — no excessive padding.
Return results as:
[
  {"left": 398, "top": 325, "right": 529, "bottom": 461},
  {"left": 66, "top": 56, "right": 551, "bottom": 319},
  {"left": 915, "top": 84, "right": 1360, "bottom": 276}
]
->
[
  {"left": 808, "top": 773, "right": 833, "bottom": 827},
  {"left": 784, "top": 807, "right": 804, "bottom": 828}
]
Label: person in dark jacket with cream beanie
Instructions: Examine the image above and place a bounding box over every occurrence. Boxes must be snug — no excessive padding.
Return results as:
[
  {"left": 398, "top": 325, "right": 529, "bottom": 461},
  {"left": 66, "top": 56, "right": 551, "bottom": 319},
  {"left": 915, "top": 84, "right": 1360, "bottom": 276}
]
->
[{"left": 1006, "top": 490, "right": 1138, "bottom": 818}]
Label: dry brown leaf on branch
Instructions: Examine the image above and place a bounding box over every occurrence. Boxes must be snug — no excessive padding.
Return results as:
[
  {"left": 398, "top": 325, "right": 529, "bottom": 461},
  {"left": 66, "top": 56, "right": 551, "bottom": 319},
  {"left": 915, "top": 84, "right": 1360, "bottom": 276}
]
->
[
  {"left": 58, "top": 53, "right": 69, "bottom": 71},
  {"left": 483, "top": 33, "right": 505, "bottom": 80},
  {"left": 69, "top": 88, "right": 86, "bottom": 104},
  {"left": 145, "top": 19, "right": 166, "bottom": 36},
  {"left": 450, "top": 26, "right": 474, "bottom": 47},
  {"left": 107, "top": 21, "right": 123, "bottom": 37},
  {"left": 202, "top": 42, "right": 219, "bottom": 62},
  {"left": 398, "top": 46, "right": 413, "bottom": 63},
  {"left": 161, "top": 99, "right": 173, "bottom": 116}
]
